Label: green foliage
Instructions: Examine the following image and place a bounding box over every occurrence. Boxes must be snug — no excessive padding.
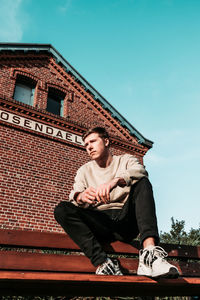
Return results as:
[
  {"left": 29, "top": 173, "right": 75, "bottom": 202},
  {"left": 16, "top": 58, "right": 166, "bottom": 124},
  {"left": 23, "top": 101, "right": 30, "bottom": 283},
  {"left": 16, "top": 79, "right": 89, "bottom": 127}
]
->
[{"left": 160, "top": 217, "right": 200, "bottom": 246}]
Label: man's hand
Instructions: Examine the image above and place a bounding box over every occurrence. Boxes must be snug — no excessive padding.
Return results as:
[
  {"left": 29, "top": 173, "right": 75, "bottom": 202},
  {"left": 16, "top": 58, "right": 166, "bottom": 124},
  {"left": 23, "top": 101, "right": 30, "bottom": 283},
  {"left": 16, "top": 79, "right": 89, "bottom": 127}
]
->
[
  {"left": 95, "top": 177, "right": 126, "bottom": 204},
  {"left": 76, "top": 178, "right": 126, "bottom": 205},
  {"left": 76, "top": 187, "right": 96, "bottom": 205}
]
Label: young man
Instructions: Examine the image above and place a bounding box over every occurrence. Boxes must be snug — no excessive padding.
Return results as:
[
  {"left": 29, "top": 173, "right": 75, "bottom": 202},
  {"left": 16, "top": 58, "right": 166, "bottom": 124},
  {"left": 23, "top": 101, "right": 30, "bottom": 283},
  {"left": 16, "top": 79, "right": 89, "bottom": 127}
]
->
[{"left": 54, "top": 127, "right": 179, "bottom": 278}]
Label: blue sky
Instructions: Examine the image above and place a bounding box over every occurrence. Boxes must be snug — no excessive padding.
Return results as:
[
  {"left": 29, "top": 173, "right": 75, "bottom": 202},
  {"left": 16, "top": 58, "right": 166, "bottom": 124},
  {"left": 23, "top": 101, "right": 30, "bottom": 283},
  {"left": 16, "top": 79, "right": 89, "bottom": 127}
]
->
[{"left": 1, "top": 0, "right": 200, "bottom": 233}]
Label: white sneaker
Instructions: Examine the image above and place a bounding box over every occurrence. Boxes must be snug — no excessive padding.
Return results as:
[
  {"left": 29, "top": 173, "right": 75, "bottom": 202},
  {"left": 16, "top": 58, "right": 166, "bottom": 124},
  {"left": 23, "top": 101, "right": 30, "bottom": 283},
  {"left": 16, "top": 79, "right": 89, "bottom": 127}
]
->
[
  {"left": 137, "top": 245, "right": 179, "bottom": 278},
  {"left": 96, "top": 258, "right": 123, "bottom": 275}
]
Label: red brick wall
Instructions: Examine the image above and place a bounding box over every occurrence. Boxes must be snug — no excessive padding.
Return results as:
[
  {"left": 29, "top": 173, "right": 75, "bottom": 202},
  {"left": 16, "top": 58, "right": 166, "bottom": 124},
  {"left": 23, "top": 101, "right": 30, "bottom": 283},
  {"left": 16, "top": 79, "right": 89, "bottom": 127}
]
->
[
  {"left": 0, "top": 51, "right": 148, "bottom": 233},
  {"left": 0, "top": 123, "right": 85, "bottom": 232}
]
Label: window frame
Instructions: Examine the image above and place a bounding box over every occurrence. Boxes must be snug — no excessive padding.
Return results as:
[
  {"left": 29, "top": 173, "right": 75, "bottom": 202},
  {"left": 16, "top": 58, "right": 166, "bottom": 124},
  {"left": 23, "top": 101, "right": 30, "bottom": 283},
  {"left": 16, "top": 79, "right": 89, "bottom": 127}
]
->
[
  {"left": 46, "top": 88, "right": 65, "bottom": 117},
  {"left": 14, "top": 75, "right": 37, "bottom": 106}
]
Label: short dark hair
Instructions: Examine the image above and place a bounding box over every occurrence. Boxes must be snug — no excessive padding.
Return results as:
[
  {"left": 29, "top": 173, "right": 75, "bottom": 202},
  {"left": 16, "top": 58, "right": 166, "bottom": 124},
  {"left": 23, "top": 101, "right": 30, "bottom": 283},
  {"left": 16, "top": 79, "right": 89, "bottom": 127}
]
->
[{"left": 82, "top": 127, "right": 110, "bottom": 141}]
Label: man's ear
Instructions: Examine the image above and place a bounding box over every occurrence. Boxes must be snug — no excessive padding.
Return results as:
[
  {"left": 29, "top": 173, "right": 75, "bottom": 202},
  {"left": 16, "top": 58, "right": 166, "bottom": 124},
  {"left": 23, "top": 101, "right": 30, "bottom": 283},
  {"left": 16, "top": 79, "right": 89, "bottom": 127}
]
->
[{"left": 104, "top": 138, "right": 110, "bottom": 147}]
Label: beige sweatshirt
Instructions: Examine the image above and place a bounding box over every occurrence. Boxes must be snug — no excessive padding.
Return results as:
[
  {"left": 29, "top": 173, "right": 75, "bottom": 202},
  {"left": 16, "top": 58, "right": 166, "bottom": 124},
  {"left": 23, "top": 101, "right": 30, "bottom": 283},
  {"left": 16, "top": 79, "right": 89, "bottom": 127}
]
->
[{"left": 69, "top": 154, "right": 148, "bottom": 210}]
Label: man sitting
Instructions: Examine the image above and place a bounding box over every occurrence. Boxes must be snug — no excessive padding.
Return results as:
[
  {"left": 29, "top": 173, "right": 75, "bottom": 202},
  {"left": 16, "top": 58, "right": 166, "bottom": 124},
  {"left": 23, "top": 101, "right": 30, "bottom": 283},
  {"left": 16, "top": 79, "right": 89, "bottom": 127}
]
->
[{"left": 54, "top": 127, "right": 179, "bottom": 278}]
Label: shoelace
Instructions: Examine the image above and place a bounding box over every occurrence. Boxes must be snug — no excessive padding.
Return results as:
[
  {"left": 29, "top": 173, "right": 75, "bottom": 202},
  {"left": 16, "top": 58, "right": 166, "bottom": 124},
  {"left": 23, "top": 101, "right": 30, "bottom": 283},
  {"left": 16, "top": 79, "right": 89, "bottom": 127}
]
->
[
  {"left": 141, "top": 246, "right": 168, "bottom": 268},
  {"left": 96, "top": 259, "right": 115, "bottom": 275},
  {"left": 112, "top": 259, "right": 123, "bottom": 275},
  {"left": 96, "top": 258, "right": 122, "bottom": 275}
]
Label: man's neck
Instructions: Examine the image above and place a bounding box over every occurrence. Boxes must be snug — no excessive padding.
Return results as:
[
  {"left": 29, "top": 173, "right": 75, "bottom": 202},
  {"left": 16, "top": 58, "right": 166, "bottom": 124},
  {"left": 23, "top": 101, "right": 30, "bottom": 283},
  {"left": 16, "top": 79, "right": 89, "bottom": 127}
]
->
[{"left": 95, "top": 152, "right": 113, "bottom": 168}]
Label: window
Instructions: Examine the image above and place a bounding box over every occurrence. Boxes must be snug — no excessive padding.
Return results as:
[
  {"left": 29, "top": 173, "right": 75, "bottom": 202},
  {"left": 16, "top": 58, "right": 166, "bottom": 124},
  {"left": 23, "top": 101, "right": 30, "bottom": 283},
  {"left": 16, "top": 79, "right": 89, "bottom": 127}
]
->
[
  {"left": 14, "top": 77, "right": 35, "bottom": 106},
  {"left": 46, "top": 88, "right": 65, "bottom": 116}
]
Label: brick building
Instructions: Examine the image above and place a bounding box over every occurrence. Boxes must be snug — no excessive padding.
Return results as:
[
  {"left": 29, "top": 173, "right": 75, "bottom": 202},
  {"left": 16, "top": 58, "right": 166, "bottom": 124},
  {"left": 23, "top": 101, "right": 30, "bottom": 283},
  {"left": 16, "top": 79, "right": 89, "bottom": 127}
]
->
[{"left": 0, "top": 43, "right": 153, "bottom": 234}]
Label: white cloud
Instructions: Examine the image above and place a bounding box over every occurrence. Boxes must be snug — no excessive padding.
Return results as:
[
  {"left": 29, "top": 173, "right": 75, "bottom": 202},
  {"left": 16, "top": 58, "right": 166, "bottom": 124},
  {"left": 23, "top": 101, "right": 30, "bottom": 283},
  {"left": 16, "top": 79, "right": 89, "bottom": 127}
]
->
[{"left": 0, "top": 0, "right": 25, "bottom": 42}]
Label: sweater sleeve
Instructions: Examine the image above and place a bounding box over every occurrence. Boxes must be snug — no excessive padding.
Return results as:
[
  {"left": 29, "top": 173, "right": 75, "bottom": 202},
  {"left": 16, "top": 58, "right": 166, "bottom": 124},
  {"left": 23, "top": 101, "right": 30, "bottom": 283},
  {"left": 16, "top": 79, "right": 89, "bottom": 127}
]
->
[
  {"left": 69, "top": 166, "right": 87, "bottom": 203},
  {"left": 117, "top": 155, "right": 148, "bottom": 186}
]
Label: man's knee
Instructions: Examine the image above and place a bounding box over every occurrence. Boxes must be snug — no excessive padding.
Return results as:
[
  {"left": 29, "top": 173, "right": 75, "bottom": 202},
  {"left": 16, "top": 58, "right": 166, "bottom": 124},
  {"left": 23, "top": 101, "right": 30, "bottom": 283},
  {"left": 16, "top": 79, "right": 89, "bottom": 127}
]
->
[
  {"left": 54, "top": 201, "right": 65, "bottom": 222},
  {"left": 129, "top": 177, "right": 153, "bottom": 201},
  {"left": 139, "top": 176, "right": 151, "bottom": 184},
  {"left": 54, "top": 201, "right": 76, "bottom": 223},
  {"left": 135, "top": 177, "right": 152, "bottom": 191}
]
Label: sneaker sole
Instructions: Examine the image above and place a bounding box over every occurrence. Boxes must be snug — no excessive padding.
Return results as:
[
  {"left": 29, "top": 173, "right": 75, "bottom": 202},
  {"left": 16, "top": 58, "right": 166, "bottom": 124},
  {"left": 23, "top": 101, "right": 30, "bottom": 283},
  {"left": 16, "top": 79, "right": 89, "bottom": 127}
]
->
[{"left": 152, "top": 267, "right": 179, "bottom": 279}]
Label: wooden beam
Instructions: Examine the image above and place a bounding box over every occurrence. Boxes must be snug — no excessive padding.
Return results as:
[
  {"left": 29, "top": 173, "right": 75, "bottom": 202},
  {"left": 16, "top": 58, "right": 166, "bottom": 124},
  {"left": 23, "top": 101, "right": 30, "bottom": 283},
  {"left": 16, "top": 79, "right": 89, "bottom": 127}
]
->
[
  {"left": 0, "top": 251, "right": 199, "bottom": 276},
  {"left": 0, "top": 229, "right": 200, "bottom": 259},
  {"left": 0, "top": 272, "right": 199, "bottom": 296}
]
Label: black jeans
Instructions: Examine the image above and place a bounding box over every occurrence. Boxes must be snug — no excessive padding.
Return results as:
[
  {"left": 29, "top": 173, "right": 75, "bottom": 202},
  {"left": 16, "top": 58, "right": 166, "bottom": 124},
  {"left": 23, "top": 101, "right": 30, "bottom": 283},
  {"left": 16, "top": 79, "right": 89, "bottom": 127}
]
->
[{"left": 54, "top": 177, "right": 159, "bottom": 267}]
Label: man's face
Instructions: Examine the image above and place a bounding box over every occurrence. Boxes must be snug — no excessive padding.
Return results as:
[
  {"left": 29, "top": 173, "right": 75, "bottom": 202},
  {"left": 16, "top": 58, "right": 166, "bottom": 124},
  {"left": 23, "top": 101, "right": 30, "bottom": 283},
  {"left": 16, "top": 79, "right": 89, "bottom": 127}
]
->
[{"left": 84, "top": 133, "right": 109, "bottom": 161}]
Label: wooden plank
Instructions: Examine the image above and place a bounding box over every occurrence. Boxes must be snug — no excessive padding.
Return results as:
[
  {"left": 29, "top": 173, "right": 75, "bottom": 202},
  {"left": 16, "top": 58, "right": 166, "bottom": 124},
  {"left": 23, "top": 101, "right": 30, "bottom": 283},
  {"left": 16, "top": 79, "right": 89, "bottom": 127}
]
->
[
  {"left": 107, "top": 240, "right": 200, "bottom": 260},
  {"left": 0, "top": 251, "right": 95, "bottom": 273},
  {"left": 163, "top": 243, "right": 200, "bottom": 260},
  {"left": 1, "top": 271, "right": 200, "bottom": 284},
  {"left": 0, "top": 229, "right": 79, "bottom": 250},
  {"left": 0, "top": 250, "right": 199, "bottom": 276},
  {"left": 0, "top": 229, "right": 140, "bottom": 254},
  {"left": 1, "top": 229, "right": 200, "bottom": 260},
  {"left": 0, "top": 272, "right": 199, "bottom": 296}
]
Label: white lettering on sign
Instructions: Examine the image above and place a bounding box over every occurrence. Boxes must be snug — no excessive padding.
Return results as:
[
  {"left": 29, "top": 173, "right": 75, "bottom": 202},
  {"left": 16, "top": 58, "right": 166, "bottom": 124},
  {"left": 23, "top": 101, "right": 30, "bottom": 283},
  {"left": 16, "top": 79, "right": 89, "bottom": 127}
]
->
[{"left": 0, "top": 110, "right": 84, "bottom": 146}]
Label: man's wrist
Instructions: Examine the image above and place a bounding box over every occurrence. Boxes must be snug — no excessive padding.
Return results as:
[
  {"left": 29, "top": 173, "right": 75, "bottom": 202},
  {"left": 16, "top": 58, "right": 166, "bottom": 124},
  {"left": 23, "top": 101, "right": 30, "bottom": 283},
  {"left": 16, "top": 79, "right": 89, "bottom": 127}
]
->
[{"left": 75, "top": 192, "right": 84, "bottom": 205}]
